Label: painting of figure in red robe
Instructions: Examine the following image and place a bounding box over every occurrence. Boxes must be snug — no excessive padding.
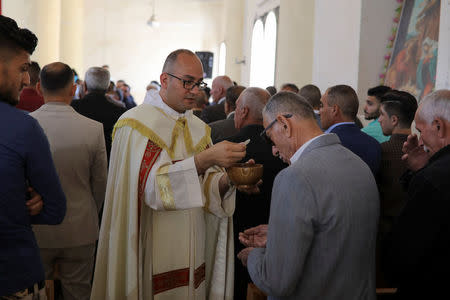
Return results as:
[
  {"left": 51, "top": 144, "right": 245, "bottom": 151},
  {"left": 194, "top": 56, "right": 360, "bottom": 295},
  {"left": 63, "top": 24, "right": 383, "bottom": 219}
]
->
[{"left": 385, "top": 0, "right": 440, "bottom": 101}]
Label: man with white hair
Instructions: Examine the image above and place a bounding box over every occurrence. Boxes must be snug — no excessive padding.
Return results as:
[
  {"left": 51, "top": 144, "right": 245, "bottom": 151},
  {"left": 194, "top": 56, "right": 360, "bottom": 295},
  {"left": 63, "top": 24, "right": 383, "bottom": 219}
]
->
[
  {"left": 72, "top": 67, "right": 127, "bottom": 159},
  {"left": 200, "top": 75, "right": 233, "bottom": 123},
  {"left": 383, "top": 90, "right": 450, "bottom": 300}
]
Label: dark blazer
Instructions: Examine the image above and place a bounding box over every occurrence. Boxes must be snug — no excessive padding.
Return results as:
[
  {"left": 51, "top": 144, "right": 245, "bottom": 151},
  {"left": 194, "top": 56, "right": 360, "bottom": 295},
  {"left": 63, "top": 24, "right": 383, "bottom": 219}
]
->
[
  {"left": 225, "top": 124, "right": 287, "bottom": 300},
  {"left": 200, "top": 102, "right": 226, "bottom": 123},
  {"left": 209, "top": 112, "right": 238, "bottom": 144},
  {"left": 331, "top": 123, "right": 381, "bottom": 174},
  {"left": 383, "top": 145, "right": 450, "bottom": 299},
  {"left": 72, "top": 92, "right": 127, "bottom": 160}
]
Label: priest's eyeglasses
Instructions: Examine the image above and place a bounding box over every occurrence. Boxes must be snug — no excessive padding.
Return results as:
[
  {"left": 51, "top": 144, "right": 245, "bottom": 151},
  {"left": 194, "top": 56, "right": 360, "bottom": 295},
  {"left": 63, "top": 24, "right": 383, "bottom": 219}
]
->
[
  {"left": 260, "top": 114, "right": 292, "bottom": 146},
  {"left": 167, "top": 73, "right": 207, "bottom": 90}
]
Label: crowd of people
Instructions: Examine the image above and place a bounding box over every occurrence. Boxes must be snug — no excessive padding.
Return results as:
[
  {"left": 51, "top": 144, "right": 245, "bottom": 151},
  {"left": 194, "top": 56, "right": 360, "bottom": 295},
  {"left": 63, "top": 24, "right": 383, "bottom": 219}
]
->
[{"left": 1, "top": 14, "right": 450, "bottom": 300}]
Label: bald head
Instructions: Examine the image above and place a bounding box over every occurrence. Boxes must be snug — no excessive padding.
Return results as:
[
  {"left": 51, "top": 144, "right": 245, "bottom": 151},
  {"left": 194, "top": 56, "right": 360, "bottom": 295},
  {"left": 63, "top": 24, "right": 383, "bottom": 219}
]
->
[
  {"left": 235, "top": 87, "right": 270, "bottom": 129},
  {"left": 40, "top": 62, "right": 74, "bottom": 94},
  {"left": 162, "top": 49, "right": 200, "bottom": 74},
  {"left": 211, "top": 75, "right": 233, "bottom": 103},
  {"left": 38, "top": 62, "right": 75, "bottom": 103}
]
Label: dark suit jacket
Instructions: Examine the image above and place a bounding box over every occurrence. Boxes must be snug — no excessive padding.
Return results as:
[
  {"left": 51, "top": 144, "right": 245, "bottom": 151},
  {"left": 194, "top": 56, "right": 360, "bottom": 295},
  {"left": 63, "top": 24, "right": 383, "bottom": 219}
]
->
[
  {"left": 72, "top": 92, "right": 127, "bottom": 160},
  {"left": 225, "top": 124, "right": 287, "bottom": 300},
  {"left": 331, "top": 123, "right": 381, "bottom": 174},
  {"left": 383, "top": 145, "right": 450, "bottom": 299},
  {"left": 209, "top": 112, "right": 238, "bottom": 143},
  {"left": 200, "top": 102, "right": 226, "bottom": 123}
]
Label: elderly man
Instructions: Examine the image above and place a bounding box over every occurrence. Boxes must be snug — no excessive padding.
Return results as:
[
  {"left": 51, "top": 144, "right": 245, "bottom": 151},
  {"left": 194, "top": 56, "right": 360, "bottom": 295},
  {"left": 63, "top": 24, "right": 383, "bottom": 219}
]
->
[
  {"left": 238, "top": 92, "right": 379, "bottom": 299},
  {"left": 362, "top": 85, "right": 392, "bottom": 143},
  {"left": 226, "top": 87, "right": 287, "bottom": 299},
  {"left": 91, "top": 49, "right": 247, "bottom": 300},
  {"left": 320, "top": 85, "right": 381, "bottom": 174},
  {"left": 383, "top": 90, "right": 450, "bottom": 299},
  {"left": 200, "top": 75, "right": 233, "bottom": 123},
  {"left": 209, "top": 85, "right": 245, "bottom": 143},
  {"left": 31, "top": 62, "right": 108, "bottom": 300},
  {"left": 72, "top": 67, "right": 127, "bottom": 159},
  {"left": 0, "top": 15, "right": 66, "bottom": 299}
]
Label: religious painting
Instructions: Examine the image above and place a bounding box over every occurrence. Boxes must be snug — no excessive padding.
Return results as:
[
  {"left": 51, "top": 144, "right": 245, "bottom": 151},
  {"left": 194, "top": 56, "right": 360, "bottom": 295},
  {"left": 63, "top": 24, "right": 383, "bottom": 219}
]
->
[{"left": 385, "top": 0, "right": 440, "bottom": 101}]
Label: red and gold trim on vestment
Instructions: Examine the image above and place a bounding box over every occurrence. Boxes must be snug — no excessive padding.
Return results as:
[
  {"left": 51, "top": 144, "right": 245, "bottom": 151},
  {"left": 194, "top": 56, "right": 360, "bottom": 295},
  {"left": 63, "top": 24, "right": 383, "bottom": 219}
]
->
[{"left": 152, "top": 263, "right": 206, "bottom": 295}]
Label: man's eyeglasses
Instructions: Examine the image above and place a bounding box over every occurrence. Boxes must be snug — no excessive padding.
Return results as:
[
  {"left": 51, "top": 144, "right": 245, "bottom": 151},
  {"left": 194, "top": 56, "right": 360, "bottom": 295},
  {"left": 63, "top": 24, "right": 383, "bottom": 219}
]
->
[
  {"left": 260, "top": 114, "right": 292, "bottom": 146},
  {"left": 167, "top": 73, "right": 207, "bottom": 90}
]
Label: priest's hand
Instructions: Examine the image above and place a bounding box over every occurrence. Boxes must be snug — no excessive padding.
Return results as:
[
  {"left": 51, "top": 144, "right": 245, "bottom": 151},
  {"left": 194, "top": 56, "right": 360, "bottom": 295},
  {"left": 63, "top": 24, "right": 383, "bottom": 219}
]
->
[
  {"left": 239, "top": 224, "right": 268, "bottom": 248},
  {"left": 26, "top": 187, "right": 43, "bottom": 216},
  {"left": 402, "top": 134, "right": 429, "bottom": 171},
  {"left": 237, "top": 247, "right": 254, "bottom": 267},
  {"left": 195, "top": 141, "right": 246, "bottom": 174}
]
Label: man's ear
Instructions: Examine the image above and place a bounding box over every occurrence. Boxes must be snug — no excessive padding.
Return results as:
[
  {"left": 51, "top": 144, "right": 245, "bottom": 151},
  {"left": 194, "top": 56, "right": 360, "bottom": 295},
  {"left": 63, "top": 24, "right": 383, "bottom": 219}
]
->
[
  {"left": 160, "top": 73, "right": 169, "bottom": 89},
  {"left": 434, "top": 118, "right": 445, "bottom": 138},
  {"left": 277, "top": 114, "right": 292, "bottom": 137},
  {"left": 332, "top": 104, "right": 340, "bottom": 117},
  {"left": 36, "top": 81, "right": 43, "bottom": 96},
  {"left": 242, "top": 106, "right": 249, "bottom": 119},
  {"left": 391, "top": 114, "right": 399, "bottom": 127}
]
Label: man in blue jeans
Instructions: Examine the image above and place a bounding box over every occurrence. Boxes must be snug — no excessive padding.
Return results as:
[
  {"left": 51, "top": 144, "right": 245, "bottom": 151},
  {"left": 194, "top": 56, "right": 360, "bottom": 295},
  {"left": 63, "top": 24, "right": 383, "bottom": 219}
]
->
[{"left": 0, "top": 15, "right": 66, "bottom": 299}]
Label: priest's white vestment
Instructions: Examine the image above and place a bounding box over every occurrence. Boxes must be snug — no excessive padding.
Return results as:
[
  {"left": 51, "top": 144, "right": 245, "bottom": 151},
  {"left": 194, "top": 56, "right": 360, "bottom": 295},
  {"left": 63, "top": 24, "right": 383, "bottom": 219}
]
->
[{"left": 91, "top": 91, "right": 235, "bottom": 300}]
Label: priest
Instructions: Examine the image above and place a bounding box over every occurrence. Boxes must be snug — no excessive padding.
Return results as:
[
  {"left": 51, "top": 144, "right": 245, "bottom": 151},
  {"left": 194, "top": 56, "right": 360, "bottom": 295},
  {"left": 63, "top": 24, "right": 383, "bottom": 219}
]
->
[{"left": 91, "top": 49, "right": 247, "bottom": 300}]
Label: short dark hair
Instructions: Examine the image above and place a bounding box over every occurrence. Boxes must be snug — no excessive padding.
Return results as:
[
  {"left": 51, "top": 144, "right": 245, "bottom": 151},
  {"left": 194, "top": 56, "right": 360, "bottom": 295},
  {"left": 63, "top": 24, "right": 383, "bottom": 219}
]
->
[
  {"left": 0, "top": 15, "right": 38, "bottom": 56},
  {"left": 266, "top": 86, "right": 277, "bottom": 96},
  {"left": 380, "top": 90, "right": 418, "bottom": 128},
  {"left": 28, "top": 61, "right": 41, "bottom": 86},
  {"left": 367, "top": 85, "right": 392, "bottom": 101},
  {"left": 299, "top": 84, "right": 321, "bottom": 109},
  {"left": 327, "top": 85, "right": 359, "bottom": 119},
  {"left": 225, "top": 85, "right": 246, "bottom": 110},
  {"left": 40, "top": 62, "right": 74, "bottom": 93},
  {"left": 281, "top": 83, "right": 299, "bottom": 93}
]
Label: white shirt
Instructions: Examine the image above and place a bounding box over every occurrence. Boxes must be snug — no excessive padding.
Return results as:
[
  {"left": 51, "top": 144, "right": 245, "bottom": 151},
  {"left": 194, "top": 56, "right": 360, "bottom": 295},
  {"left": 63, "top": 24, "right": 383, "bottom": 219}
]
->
[
  {"left": 324, "top": 122, "right": 355, "bottom": 133},
  {"left": 290, "top": 134, "right": 325, "bottom": 164}
]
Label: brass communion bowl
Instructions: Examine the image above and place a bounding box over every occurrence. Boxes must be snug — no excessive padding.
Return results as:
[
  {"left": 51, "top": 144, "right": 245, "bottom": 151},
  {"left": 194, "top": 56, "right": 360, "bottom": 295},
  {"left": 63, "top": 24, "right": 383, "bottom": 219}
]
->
[{"left": 226, "top": 163, "right": 263, "bottom": 188}]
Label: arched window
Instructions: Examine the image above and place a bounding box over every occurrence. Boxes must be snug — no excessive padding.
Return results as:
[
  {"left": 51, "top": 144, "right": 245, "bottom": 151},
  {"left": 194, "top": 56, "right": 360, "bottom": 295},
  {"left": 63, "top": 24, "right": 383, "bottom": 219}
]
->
[
  {"left": 264, "top": 11, "right": 277, "bottom": 87},
  {"left": 250, "top": 19, "right": 264, "bottom": 87},
  {"left": 218, "top": 42, "right": 226, "bottom": 75},
  {"left": 250, "top": 11, "right": 278, "bottom": 88}
]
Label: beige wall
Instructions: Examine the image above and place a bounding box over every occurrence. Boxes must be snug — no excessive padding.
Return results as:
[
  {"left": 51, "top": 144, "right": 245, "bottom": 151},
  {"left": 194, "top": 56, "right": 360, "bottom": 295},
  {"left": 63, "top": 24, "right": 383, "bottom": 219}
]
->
[
  {"left": 222, "top": 0, "right": 245, "bottom": 83},
  {"left": 275, "top": 0, "right": 314, "bottom": 89},
  {"left": 60, "top": 0, "right": 84, "bottom": 74},
  {"left": 312, "top": 0, "right": 362, "bottom": 93},
  {"left": 4, "top": 0, "right": 224, "bottom": 104},
  {"left": 4, "top": 0, "right": 61, "bottom": 66},
  {"left": 82, "top": 0, "right": 224, "bottom": 103}
]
